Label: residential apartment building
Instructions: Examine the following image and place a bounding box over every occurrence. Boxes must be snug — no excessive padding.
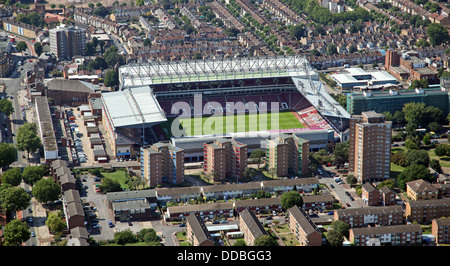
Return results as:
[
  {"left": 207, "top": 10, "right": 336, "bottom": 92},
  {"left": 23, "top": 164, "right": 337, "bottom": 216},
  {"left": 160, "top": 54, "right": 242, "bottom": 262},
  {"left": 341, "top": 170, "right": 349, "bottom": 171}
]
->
[
  {"left": 140, "top": 141, "right": 184, "bottom": 187},
  {"left": 203, "top": 137, "right": 247, "bottom": 181},
  {"left": 0, "top": 53, "right": 12, "bottom": 77},
  {"left": 406, "top": 198, "right": 450, "bottom": 224},
  {"left": 335, "top": 206, "right": 404, "bottom": 228},
  {"left": 186, "top": 214, "right": 215, "bottom": 246},
  {"left": 49, "top": 24, "right": 86, "bottom": 60},
  {"left": 406, "top": 179, "right": 439, "bottom": 201},
  {"left": 266, "top": 133, "right": 309, "bottom": 177},
  {"left": 432, "top": 217, "right": 450, "bottom": 244},
  {"left": 361, "top": 182, "right": 382, "bottom": 206},
  {"left": 239, "top": 208, "right": 267, "bottom": 246},
  {"left": 2, "top": 18, "right": 41, "bottom": 39},
  {"left": 348, "top": 111, "right": 392, "bottom": 184},
  {"left": 287, "top": 205, "right": 322, "bottom": 246},
  {"left": 350, "top": 224, "right": 422, "bottom": 246},
  {"left": 302, "top": 194, "right": 335, "bottom": 212}
]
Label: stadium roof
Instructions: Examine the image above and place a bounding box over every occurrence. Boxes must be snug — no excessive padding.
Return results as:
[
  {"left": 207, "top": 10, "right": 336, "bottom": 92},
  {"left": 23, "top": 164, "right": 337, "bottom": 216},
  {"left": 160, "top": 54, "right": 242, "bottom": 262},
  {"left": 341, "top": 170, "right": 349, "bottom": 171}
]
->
[
  {"left": 101, "top": 87, "right": 167, "bottom": 128},
  {"left": 118, "top": 55, "right": 312, "bottom": 88}
]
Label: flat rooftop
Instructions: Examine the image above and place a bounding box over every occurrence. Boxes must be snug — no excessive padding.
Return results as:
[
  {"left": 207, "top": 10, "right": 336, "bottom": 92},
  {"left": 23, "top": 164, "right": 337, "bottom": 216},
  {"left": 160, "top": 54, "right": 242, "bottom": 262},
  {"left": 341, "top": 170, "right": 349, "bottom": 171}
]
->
[{"left": 101, "top": 87, "right": 167, "bottom": 128}]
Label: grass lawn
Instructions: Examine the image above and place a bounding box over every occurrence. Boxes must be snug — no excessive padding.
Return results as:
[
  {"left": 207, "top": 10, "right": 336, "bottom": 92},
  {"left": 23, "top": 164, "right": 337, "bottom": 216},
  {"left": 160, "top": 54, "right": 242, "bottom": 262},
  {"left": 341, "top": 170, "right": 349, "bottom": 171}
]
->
[
  {"left": 162, "top": 111, "right": 305, "bottom": 137},
  {"left": 101, "top": 170, "right": 130, "bottom": 190},
  {"left": 274, "top": 224, "right": 300, "bottom": 246},
  {"left": 390, "top": 163, "right": 405, "bottom": 179}
]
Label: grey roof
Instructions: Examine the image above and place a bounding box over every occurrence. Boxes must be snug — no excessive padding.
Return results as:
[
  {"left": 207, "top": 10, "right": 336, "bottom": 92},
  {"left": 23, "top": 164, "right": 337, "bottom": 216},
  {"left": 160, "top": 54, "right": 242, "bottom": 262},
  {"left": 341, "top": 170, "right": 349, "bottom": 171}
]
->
[
  {"left": 112, "top": 199, "right": 150, "bottom": 211},
  {"left": 234, "top": 198, "right": 281, "bottom": 208},
  {"left": 70, "top": 226, "right": 89, "bottom": 240},
  {"left": 336, "top": 206, "right": 404, "bottom": 217},
  {"left": 167, "top": 202, "right": 233, "bottom": 215},
  {"left": 64, "top": 189, "right": 81, "bottom": 204},
  {"left": 106, "top": 189, "right": 156, "bottom": 202},
  {"left": 46, "top": 78, "right": 95, "bottom": 93},
  {"left": 101, "top": 87, "right": 167, "bottom": 128},
  {"left": 156, "top": 186, "right": 202, "bottom": 197},
  {"left": 288, "top": 205, "right": 321, "bottom": 236},
  {"left": 351, "top": 224, "right": 422, "bottom": 236},
  {"left": 407, "top": 198, "right": 450, "bottom": 208},
  {"left": 302, "top": 194, "right": 334, "bottom": 203},
  {"left": 239, "top": 208, "right": 267, "bottom": 239},
  {"left": 262, "top": 178, "right": 320, "bottom": 188},
  {"left": 186, "top": 214, "right": 213, "bottom": 245},
  {"left": 60, "top": 173, "right": 76, "bottom": 185},
  {"left": 67, "top": 201, "right": 85, "bottom": 217},
  {"left": 202, "top": 182, "right": 262, "bottom": 193}
]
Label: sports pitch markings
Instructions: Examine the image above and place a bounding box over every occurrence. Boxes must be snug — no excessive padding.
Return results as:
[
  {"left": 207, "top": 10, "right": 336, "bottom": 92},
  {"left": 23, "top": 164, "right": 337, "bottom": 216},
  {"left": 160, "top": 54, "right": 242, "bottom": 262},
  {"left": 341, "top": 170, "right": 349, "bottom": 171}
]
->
[{"left": 163, "top": 111, "right": 306, "bottom": 137}]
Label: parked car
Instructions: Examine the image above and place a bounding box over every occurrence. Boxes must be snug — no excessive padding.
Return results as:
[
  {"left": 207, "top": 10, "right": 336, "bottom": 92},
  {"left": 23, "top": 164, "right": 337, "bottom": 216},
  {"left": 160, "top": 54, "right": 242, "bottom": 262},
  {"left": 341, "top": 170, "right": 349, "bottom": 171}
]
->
[
  {"left": 108, "top": 220, "right": 114, "bottom": 228},
  {"left": 178, "top": 223, "right": 186, "bottom": 227},
  {"left": 93, "top": 177, "right": 101, "bottom": 182},
  {"left": 220, "top": 220, "right": 229, "bottom": 224}
]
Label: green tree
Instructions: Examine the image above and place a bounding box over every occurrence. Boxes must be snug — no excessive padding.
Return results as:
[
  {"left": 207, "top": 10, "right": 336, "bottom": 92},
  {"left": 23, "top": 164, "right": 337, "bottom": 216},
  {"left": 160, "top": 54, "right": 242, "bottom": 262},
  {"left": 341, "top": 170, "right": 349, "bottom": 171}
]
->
[
  {"left": 0, "top": 98, "right": 14, "bottom": 116},
  {"left": 104, "top": 70, "right": 119, "bottom": 88},
  {"left": 0, "top": 143, "right": 17, "bottom": 170},
  {"left": 22, "top": 165, "right": 46, "bottom": 186},
  {"left": 405, "top": 149, "right": 430, "bottom": 167},
  {"left": 253, "top": 234, "right": 279, "bottom": 246},
  {"left": 16, "top": 41, "right": 27, "bottom": 52},
  {"left": 99, "top": 177, "right": 121, "bottom": 193},
  {"left": 46, "top": 212, "right": 67, "bottom": 233},
  {"left": 427, "top": 23, "right": 450, "bottom": 46},
  {"left": 397, "top": 164, "right": 433, "bottom": 190},
  {"left": 32, "top": 178, "right": 61, "bottom": 203},
  {"left": 430, "top": 159, "right": 442, "bottom": 174},
  {"left": 0, "top": 185, "right": 31, "bottom": 213},
  {"left": 34, "top": 42, "right": 43, "bottom": 56},
  {"left": 16, "top": 122, "right": 41, "bottom": 159},
  {"left": 345, "top": 174, "right": 357, "bottom": 186},
  {"left": 233, "top": 239, "right": 247, "bottom": 246},
  {"left": 0, "top": 168, "right": 22, "bottom": 186},
  {"left": 250, "top": 149, "right": 265, "bottom": 169},
  {"left": 281, "top": 191, "right": 303, "bottom": 210},
  {"left": 114, "top": 229, "right": 138, "bottom": 245},
  {"left": 331, "top": 220, "right": 349, "bottom": 238},
  {"left": 435, "top": 144, "right": 450, "bottom": 157},
  {"left": 326, "top": 229, "right": 343, "bottom": 246},
  {"left": 3, "top": 219, "right": 30, "bottom": 246}
]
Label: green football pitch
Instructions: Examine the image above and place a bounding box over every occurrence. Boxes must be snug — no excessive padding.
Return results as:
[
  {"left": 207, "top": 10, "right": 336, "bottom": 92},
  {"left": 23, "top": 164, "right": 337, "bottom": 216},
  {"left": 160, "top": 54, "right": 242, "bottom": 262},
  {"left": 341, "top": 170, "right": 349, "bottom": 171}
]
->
[{"left": 162, "top": 111, "right": 305, "bottom": 137}]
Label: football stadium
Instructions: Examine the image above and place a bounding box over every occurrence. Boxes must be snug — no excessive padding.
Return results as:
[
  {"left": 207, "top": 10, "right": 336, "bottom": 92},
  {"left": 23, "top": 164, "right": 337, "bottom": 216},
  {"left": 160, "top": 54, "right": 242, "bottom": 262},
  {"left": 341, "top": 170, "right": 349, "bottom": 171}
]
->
[{"left": 101, "top": 55, "right": 350, "bottom": 160}]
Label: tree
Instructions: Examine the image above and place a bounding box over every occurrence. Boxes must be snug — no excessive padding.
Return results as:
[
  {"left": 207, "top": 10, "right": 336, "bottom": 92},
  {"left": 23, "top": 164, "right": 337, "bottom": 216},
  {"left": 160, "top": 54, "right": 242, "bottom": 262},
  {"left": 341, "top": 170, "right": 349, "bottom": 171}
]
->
[
  {"left": 138, "top": 228, "right": 160, "bottom": 245},
  {"left": 397, "top": 164, "right": 433, "bottom": 190},
  {"left": 281, "top": 191, "right": 303, "bottom": 210},
  {"left": 243, "top": 167, "right": 258, "bottom": 179},
  {"left": 435, "top": 144, "right": 450, "bottom": 157},
  {"left": 34, "top": 42, "right": 43, "bottom": 56},
  {"left": 0, "top": 143, "right": 17, "bottom": 170},
  {"left": 427, "top": 23, "right": 449, "bottom": 46},
  {"left": 430, "top": 159, "right": 442, "bottom": 174},
  {"left": 32, "top": 178, "right": 61, "bottom": 203},
  {"left": 1, "top": 168, "right": 22, "bottom": 186},
  {"left": 326, "top": 229, "right": 343, "bottom": 246},
  {"left": 104, "top": 70, "right": 119, "bottom": 88},
  {"left": 250, "top": 149, "right": 265, "bottom": 169},
  {"left": 16, "top": 122, "right": 41, "bottom": 159},
  {"left": 0, "top": 185, "right": 31, "bottom": 213},
  {"left": 50, "top": 3, "right": 56, "bottom": 9},
  {"left": 114, "top": 229, "right": 138, "bottom": 245},
  {"left": 253, "top": 234, "right": 279, "bottom": 246},
  {"left": 104, "top": 46, "right": 124, "bottom": 68},
  {"left": 0, "top": 98, "right": 14, "bottom": 116},
  {"left": 345, "top": 174, "right": 357, "bottom": 186},
  {"left": 99, "top": 177, "right": 121, "bottom": 193},
  {"left": 46, "top": 212, "right": 66, "bottom": 233},
  {"left": 16, "top": 41, "right": 27, "bottom": 52},
  {"left": 3, "top": 219, "right": 30, "bottom": 246},
  {"left": 233, "top": 239, "right": 247, "bottom": 246},
  {"left": 405, "top": 149, "right": 430, "bottom": 167},
  {"left": 22, "top": 165, "right": 46, "bottom": 186},
  {"left": 331, "top": 220, "right": 349, "bottom": 238}
]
